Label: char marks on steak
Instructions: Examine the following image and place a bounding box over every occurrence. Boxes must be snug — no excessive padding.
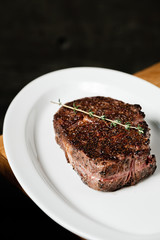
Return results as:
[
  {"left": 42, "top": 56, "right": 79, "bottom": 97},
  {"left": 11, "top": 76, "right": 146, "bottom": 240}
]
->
[{"left": 53, "top": 96, "right": 156, "bottom": 191}]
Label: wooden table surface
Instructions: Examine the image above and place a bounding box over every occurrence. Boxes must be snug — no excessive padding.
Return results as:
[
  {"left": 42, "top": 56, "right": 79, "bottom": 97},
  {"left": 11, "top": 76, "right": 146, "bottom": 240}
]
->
[{"left": 0, "top": 62, "right": 160, "bottom": 239}]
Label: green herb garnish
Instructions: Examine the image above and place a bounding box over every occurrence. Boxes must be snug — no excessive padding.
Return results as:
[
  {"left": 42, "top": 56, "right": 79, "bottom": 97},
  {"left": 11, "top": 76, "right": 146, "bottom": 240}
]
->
[{"left": 51, "top": 100, "right": 144, "bottom": 134}]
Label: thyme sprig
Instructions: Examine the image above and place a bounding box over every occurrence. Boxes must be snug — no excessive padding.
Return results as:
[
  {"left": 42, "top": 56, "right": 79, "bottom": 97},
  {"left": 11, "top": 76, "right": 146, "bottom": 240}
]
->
[{"left": 51, "top": 100, "right": 144, "bottom": 134}]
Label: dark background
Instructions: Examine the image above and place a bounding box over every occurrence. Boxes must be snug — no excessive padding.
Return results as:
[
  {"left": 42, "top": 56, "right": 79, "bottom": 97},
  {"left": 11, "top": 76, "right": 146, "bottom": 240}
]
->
[{"left": 0, "top": 0, "right": 160, "bottom": 239}]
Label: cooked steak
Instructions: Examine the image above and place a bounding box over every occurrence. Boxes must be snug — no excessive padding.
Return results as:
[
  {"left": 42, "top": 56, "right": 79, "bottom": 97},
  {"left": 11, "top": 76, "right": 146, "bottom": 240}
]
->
[{"left": 53, "top": 96, "right": 156, "bottom": 191}]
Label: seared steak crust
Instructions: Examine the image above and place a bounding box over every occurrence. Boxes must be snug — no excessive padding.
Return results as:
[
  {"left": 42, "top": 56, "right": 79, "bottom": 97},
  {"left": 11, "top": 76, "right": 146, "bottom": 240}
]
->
[{"left": 53, "top": 96, "right": 156, "bottom": 191}]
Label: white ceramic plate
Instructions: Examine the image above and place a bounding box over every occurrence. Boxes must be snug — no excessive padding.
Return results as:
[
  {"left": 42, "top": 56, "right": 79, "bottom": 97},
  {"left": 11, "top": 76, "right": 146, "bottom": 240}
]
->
[{"left": 3, "top": 67, "right": 160, "bottom": 240}]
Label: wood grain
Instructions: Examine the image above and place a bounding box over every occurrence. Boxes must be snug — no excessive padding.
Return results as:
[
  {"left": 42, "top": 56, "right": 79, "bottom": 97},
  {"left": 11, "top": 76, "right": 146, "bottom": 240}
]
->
[
  {"left": 0, "top": 133, "right": 25, "bottom": 192},
  {"left": 0, "top": 62, "right": 160, "bottom": 239},
  {"left": 134, "top": 62, "right": 160, "bottom": 87}
]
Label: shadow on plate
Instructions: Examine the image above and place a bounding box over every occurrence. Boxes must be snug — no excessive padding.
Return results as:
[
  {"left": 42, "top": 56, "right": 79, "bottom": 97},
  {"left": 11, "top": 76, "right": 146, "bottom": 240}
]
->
[{"left": 148, "top": 120, "right": 160, "bottom": 176}]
